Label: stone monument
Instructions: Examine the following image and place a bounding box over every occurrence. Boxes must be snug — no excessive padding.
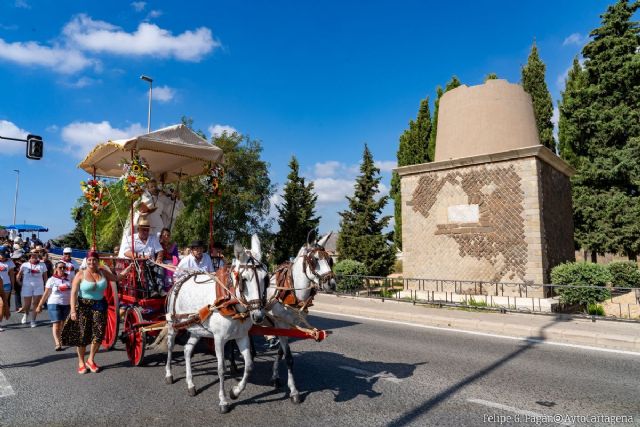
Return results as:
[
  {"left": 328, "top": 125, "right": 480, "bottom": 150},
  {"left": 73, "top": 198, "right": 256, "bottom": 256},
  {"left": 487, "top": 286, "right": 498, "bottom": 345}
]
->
[{"left": 396, "top": 80, "right": 575, "bottom": 296}]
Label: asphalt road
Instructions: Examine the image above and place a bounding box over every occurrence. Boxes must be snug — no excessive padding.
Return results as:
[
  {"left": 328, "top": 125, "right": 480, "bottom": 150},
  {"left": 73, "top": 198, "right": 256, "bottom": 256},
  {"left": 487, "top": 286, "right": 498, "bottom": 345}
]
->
[{"left": 0, "top": 310, "right": 638, "bottom": 427}]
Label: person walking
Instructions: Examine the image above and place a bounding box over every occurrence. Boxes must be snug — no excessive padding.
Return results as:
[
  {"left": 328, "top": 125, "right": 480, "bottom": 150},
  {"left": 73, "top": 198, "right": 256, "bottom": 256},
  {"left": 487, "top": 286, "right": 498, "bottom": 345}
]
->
[
  {"left": 16, "top": 251, "right": 47, "bottom": 327},
  {"left": 36, "top": 262, "right": 72, "bottom": 350},
  {"left": 64, "top": 250, "right": 130, "bottom": 373},
  {"left": 0, "top": 248, "right": 15, "bottom": 330},
  {"left": 11, "top": 248, "right": 24, "bottom": 313},
  {"left": 60, "top": 247, "right": 79, "bottom": 282}
]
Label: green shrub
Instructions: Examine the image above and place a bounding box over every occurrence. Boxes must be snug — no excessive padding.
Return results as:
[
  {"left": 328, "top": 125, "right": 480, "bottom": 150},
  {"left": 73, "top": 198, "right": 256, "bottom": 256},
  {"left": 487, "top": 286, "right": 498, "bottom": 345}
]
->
[
  {"left": 607, "top": 261, "right": 640, "bottom": 288},
  {"left": 467, "top": 297, "right": 488, "bottom": 307},
  {"left": 587, "top": 303, "right": 605, "bottom": 316},
  {"left": 335, "top": 259, "right": 368, "bottom": 291},
  {"left": 550, "top": 262, "right": 612, "bottom": 308}
]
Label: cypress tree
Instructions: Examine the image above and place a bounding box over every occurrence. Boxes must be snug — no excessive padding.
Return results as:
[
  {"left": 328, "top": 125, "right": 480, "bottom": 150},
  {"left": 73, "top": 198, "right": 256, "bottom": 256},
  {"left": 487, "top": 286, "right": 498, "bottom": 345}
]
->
[
  {"left": 521, "top": 42, "right": 556, "bottom": 152},
  {"left": 273, "top": 156, "right": 320, "bottom": 263},
  {"left": 559, "top": 0, "right": 640, "bottom": 259},
  {"left": 427, "top": 76, "right": 462, "bottom": 161},
  {"left": 338, "top": 144, "right": 396, "bottom": 276},
  {"left": 390, "top": 96, "right": 432, "bottom": 249}
]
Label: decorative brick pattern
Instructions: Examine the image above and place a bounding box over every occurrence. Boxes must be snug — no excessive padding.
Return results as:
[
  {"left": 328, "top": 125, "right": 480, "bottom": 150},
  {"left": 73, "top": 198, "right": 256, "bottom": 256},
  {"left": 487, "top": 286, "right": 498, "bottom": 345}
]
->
[{"left": 410, "top": 165, "right": 527, "bottom": 282}]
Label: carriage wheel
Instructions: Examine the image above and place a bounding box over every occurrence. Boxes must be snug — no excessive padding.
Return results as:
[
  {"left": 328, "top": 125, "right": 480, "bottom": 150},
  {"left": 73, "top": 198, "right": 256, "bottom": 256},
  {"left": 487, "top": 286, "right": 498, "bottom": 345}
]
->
[
  {"left": 124, "top": 307, "right": 146, "bottom": 366},
  {"left": 101, "top": 281, "right": 119, "bottom": 351}
]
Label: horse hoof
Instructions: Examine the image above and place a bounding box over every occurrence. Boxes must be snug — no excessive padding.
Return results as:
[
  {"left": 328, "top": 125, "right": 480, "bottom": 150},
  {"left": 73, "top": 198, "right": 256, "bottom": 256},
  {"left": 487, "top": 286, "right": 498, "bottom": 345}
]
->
[
  {"left": 290, "top": 394, "right": 301, "bottom": 404},
  {"left": 219, "top": 404, "right": 230, "bottom": 414},
  {"left": 188, "top": 386, "right": 196, "bottom": 397},
  {"left": 230, "top": 387, "right": 240, "bottom": 400},
  {"left": 271, "top": 378, "right": 281, "bottom": 389},
  {"left": 165, "top": 375, "right": 173, "bottom": 385}
]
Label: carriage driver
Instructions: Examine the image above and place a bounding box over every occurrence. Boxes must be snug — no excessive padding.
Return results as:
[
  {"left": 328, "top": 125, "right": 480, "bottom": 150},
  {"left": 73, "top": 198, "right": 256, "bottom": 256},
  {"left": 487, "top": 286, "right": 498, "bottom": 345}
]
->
[
  {"left": 122, "top": 216, "right": 165, "bottom": 296},
  {"left": 177, "top": 240, "right": 214, "bottom": 274}
]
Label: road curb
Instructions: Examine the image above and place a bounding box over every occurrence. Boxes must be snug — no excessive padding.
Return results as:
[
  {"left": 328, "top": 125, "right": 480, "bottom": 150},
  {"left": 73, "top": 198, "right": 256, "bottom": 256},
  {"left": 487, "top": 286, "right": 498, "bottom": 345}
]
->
[{"left": 312, "top": 294, "right": 640, "bottom": 353}]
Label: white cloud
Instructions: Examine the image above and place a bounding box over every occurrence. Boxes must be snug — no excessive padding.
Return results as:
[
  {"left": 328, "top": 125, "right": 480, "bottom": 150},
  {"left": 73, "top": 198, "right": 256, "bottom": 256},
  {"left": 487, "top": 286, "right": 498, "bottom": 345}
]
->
[
  {"left": 313, "top": 178, "right": 355, "bottom": 203},
  {"left": 208, "top": 124, "right": 238, "bottom": 138},
  {"left": 65, "top": 76, "right": 99, "bottom": 88},
  {"left": 61, "top": 121, "right": 146, "bottom": 158},
  {"left": 152, "top": 85, "right": 175, "bottom": 102},
  {"left": 14, "top": 0, "right": 30, "bottom": 9},
  {"left": 314, "top": 161, "right": 342, "bottom": 178},
  {"left": 0, "top": 38, "right": 92, "bottom": 74},
  {"left": 0, "top": 119, "right": 28, "bottom": 154},
  {"left": 375, "top": 160, "right": 397, "bottom": 172},
  {"left": 563, "top": 33, "right": 586, "bottom": 46},
  {"left": 63, "top": 14, "right": 218, "bottom": 61},
  {"left": 0, "top": 24, "right": 19, "bottom": 30},
  {"left": 131, "top": 1, "right": 146, "bottom": 11},
  {"left": 45, "top": 124, "right": 59, "bottom": 133},
  {"left": 146, "top": 10, "right": 163, "bottom": 19}
]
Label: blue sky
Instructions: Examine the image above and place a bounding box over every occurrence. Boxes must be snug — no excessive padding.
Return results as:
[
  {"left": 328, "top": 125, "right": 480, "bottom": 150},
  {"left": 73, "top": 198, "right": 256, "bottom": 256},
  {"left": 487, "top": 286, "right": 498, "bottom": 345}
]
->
[{"left": 0, "top": 0, "right": 615, "bottom": 241}]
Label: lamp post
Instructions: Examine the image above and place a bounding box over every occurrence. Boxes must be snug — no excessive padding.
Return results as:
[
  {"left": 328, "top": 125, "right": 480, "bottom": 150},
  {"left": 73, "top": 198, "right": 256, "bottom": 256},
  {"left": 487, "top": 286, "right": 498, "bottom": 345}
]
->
[
  {"left": 140, "top": 75, "right": 153, "bottom": 133},
  {"left": 12, "top": 169, "right": 19, "bottom": 225}
]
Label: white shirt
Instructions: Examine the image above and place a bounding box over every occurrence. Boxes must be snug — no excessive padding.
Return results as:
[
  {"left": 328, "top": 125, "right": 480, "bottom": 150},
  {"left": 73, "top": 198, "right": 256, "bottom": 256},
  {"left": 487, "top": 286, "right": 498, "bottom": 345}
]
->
[
  {"left": 0, "top": 259, "right": 15, "bottom": 285},
  {"left": 60, "top": 258, "right": 79, "bottom": 282},
  {"left": 45, "top": 276, "right": 72, "bottom": 305},
  {"left": 177, "top": 253, "right": 214, "bottom": 273},
  {"left": 19, "top": 261, "right": 46, "bottom": 287},
  {"left": 123, "top": 233, "right": 163, "bottom": 258}
]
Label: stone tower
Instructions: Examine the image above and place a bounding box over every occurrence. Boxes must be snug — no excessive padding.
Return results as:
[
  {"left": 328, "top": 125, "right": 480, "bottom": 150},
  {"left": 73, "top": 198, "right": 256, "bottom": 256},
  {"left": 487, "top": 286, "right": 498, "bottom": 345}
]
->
[{"left": 396, "top": 80, "right": 575, "bottom": 294}]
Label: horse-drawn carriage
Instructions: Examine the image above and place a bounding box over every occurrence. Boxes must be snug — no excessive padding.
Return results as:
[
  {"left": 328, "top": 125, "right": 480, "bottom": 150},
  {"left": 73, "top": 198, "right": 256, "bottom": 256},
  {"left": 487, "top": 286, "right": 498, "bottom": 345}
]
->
[{"left": 77, "top": 124, "right": 334, "bottom": 411}]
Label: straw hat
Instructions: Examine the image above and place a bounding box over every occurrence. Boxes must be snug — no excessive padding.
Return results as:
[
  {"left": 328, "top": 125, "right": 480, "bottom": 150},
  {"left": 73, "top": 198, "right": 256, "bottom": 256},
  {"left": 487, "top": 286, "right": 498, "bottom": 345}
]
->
[{"left": 137, "top": 216, "right": 151, "bottom": 228}]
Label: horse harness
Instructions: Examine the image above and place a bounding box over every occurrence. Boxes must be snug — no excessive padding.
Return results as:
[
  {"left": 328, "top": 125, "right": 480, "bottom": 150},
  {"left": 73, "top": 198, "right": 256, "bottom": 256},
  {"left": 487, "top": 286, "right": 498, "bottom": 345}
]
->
[
  {"left": 169, "top": 260, "right": 263, "bottom": 330},
  {"left": 268, "top": 246, "right": 334, "bottom": 312}
]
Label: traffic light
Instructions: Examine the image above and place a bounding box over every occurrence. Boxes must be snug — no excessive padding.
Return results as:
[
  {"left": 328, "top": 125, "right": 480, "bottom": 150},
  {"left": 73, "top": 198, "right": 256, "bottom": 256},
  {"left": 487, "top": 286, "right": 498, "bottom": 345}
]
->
[{"left": 26, "top": 134, "right": 43, "bottom": 160}]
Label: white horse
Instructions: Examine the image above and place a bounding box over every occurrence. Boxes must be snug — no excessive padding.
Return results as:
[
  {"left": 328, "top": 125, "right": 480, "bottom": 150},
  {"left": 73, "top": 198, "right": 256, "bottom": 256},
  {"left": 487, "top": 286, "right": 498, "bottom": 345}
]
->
[
  {"left": 164, "top": 235, "right": 268, "bottom": 414},
  {"left": 265, "top": 233, "right": 336, "bottom": 403}
]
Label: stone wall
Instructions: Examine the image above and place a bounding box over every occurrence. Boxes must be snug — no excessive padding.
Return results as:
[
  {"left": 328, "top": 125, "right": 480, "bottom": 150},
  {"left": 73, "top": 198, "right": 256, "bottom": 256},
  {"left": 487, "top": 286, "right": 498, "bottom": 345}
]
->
[{"left": 398, "top": 146, "right": 574, "bottom": 297}]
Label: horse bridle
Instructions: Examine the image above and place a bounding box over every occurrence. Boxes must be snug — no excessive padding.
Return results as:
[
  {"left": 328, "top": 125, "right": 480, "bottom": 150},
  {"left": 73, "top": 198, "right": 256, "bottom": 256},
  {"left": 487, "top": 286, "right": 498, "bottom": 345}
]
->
[
  {"left": 233, "top": 251, "right": 267, "bottom": 311},
  {"left": 302, "top": 246, "right": 335, "bottom": 285}
]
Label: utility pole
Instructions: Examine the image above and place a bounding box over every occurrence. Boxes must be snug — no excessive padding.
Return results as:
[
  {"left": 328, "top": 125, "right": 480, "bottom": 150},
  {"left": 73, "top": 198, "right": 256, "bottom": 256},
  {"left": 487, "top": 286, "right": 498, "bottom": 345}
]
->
[
  {"left": 141, "top": 75, "right": 153, "bottom": 133},
  {"left": 13, "top": 169, "right": 19, "bottom": 225}
]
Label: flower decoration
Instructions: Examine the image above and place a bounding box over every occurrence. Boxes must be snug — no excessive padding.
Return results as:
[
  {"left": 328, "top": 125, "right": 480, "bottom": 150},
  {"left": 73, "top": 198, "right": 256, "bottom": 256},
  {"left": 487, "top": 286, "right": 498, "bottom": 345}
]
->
[
  {"left": 120, "top": 155, "right": 151, "bottom": 199},
  {"left": 80, "top": 179, "right": 108, "bottom": 215},
  {"left": 201, "top": 163, "right": 224, "bottom": 200}
]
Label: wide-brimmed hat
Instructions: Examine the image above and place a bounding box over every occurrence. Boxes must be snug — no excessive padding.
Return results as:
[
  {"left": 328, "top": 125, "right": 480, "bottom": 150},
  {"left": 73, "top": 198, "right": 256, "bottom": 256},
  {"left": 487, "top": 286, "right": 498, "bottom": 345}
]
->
[
  {"left": 63, "top": 247, "right": 73, "bottom": 254},
  {"left": 189, "top": 240, "right": 206, "bottom": 248},
  {"left": 137, "top": 216, "right": 151, "bottom": 228},
  {"left": 11, "top": 249, "right": 24, "bottom": 259}
]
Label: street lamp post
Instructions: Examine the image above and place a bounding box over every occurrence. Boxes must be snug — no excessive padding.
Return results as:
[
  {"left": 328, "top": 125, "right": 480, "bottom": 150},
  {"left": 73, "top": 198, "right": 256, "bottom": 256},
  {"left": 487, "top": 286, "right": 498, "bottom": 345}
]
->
[
  {"left": 12, "top": 169, "right": 19, "bottom": 225},
  {"left": 141, "top": 75, "right": 153, "bottom": 133}
]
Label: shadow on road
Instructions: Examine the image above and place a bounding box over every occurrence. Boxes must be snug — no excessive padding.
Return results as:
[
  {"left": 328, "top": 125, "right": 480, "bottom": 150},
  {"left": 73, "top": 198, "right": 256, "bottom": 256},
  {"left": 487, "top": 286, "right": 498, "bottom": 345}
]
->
[{"left": 386, "top": 318, "right": 559, "bottom": 427}]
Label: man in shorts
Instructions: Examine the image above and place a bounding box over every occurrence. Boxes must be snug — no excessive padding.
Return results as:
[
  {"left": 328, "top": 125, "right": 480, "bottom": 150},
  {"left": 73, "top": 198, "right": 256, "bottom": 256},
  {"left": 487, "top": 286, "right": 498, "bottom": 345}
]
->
[{"left": 16, "top": 251, "right": 47, "bottom": 327}]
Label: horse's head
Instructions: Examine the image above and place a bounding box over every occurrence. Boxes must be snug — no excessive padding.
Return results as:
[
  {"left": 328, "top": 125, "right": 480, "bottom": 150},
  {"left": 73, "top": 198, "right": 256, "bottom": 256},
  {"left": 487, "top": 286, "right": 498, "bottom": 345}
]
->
[
  {"left": 232, "top": 234, "right": 268, "bottom": 325},
  {"left": 294, "top": 232, "right": 336, "bottom": 294}
]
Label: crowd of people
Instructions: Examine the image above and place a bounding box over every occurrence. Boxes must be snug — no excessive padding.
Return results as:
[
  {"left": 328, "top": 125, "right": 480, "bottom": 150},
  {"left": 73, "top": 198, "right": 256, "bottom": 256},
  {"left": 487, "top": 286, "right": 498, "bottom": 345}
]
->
[{"left": 0, "top": 226, "right": 230, "bottom": 373}]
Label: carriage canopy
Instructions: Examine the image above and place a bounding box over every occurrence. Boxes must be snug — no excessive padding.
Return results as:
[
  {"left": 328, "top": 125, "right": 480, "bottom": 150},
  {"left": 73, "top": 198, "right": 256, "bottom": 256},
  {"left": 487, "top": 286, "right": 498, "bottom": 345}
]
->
[{"left": 77, "top": 124, "right": 224, "bottom": 182}]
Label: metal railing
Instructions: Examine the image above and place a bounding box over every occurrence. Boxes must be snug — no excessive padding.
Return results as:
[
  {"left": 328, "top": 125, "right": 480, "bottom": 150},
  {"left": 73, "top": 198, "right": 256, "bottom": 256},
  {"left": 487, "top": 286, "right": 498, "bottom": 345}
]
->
[{"left": 332, "top": 275, "right": 640, "bottom": 323}]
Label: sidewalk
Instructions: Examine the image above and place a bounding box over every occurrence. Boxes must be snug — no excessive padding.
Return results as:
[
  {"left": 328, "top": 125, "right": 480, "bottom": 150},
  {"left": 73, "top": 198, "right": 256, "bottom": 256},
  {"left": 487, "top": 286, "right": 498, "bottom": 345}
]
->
[{"left": 312, "top": 293, "right": 640, "bottom": 353}]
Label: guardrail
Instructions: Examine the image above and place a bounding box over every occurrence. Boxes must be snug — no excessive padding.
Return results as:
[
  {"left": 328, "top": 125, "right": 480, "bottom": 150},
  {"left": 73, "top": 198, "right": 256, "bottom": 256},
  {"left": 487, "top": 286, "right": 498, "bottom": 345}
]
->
[{"left": 333, "top": 275, "right": 640, "bottom": 322}]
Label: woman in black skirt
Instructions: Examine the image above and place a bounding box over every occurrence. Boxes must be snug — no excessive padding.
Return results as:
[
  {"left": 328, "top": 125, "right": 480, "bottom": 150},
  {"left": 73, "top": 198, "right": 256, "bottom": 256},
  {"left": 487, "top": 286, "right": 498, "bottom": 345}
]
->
[{"left": 65, "top": 250, "right": 130, "bottom": 374}]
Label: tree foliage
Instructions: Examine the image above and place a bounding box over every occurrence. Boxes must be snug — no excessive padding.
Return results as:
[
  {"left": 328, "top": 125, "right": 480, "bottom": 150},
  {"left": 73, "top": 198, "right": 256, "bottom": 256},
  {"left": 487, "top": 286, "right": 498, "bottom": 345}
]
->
[
  {"left": 272, "top": 156, "right": 320, "bottom": 264},
  {"left": 172, "top": 129, "right": 275, "bottom": 255},
  {"left": 484, "top": 73, "right": 498, "bottom": 81},
  {"left": 337, "top": 144, "right": 395, "bottom": 276},
  {"left": 558, "top": 0, "right": 640, "bottom": 259},
  {"left": 390, "top": 96, "right": 431, "bottom": 249},
  {"left": 521, "top": 42, "right": 556, "bottom": 151}
]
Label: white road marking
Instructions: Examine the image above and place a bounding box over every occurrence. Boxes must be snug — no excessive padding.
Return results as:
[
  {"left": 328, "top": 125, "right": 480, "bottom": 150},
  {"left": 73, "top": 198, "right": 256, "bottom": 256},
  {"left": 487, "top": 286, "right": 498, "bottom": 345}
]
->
[
  {"left": 312, "top": 310, "right": 640, "bottom": 357},
  {"left": 0, "top": 369, "right": 15, "bottom": 398},
  {"left": 338, "top": 365, "right": 403, "bottom": 384},
  {"left": 467, "top": 398, "right": 572, "bottom": 426}
]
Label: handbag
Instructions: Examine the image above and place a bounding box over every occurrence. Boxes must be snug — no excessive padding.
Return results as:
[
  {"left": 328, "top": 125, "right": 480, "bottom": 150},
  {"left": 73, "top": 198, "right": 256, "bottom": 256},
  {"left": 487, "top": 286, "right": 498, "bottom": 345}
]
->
[{"left": 60, "top": 312, "right": 82, "bottom": 346}]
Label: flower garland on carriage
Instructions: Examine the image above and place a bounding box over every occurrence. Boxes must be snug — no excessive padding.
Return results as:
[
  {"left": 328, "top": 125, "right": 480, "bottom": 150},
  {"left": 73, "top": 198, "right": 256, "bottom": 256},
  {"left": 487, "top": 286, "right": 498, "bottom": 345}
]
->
[
  {"left": 201, "top": 162, "right": 224, "bottom": 199},
  {"left": 120, "top": 155, "right": 151, "bottom": 199},
  {"left": 80, "top": 179, "right": 108, "bottom": 215}
]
